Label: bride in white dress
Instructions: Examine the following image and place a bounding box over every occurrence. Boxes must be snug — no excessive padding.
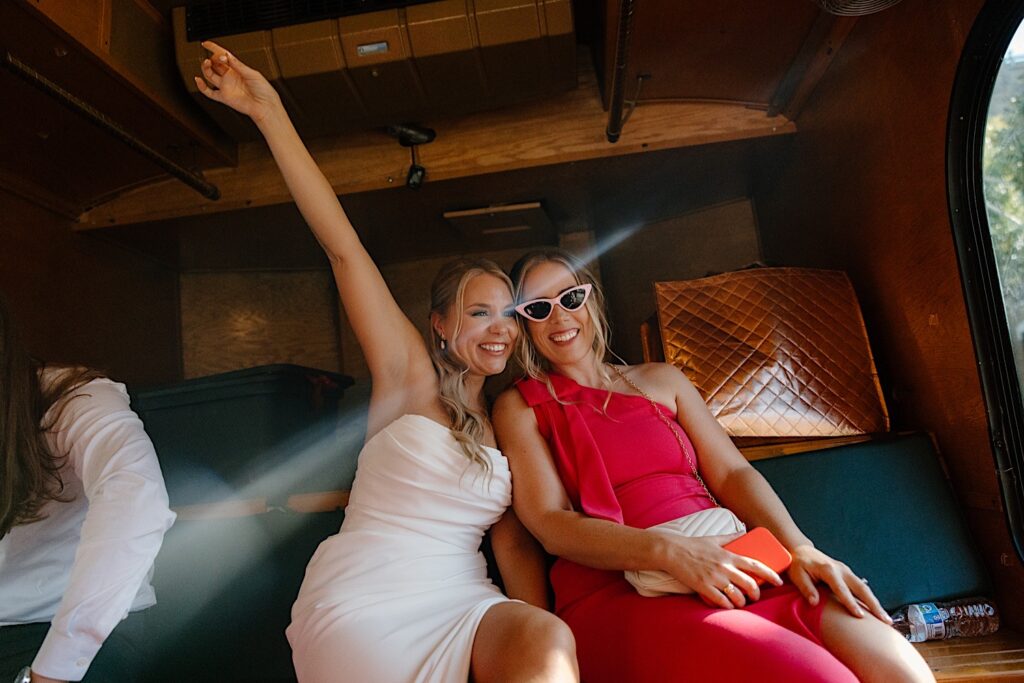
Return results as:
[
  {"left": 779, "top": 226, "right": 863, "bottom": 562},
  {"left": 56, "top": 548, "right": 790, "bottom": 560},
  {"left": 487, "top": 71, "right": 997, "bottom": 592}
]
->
[{"left": 195, "top": 43, "right": 578, "bottom": 683}]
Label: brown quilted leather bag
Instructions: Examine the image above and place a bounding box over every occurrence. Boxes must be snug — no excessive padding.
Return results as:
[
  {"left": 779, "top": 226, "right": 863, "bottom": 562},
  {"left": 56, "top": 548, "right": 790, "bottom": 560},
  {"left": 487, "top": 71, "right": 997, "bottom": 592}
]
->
[{"left": 654, "top": 268, "right": 889, "bottom": 437}]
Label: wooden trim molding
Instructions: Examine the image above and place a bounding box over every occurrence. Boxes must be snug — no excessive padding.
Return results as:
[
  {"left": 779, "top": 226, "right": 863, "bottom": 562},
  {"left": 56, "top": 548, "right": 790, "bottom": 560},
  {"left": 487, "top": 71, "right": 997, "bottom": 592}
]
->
[
  {"left": 172, "top": 490, "right": 350, "bottom": 519},
  {"left": 16, "top": 0, "right": 233, "bottom": 167},
  {"left": 0, "top": 169, "right": 83, "bottom": 220},
  {"left": 769, "top": 13, "right": 858, "bottom": 120}
]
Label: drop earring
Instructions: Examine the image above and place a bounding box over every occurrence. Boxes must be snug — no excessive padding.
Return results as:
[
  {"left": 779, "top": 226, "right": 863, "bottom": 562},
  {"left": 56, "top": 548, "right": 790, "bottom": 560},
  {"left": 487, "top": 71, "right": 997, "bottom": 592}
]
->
[{"left": 440, "top": 337, "right": 447, "bottom": 351}]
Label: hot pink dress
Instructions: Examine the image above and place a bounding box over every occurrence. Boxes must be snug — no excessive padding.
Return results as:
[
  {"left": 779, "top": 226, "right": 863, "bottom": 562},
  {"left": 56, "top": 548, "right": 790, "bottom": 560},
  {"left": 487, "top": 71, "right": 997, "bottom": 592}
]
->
[{"left": 516, "top": 374, "right": 858, "bottom": 683}]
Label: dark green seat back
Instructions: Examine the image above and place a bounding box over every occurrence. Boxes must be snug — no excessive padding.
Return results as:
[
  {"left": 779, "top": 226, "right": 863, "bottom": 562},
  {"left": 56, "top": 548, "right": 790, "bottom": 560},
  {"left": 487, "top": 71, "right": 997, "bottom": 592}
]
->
[
  {"left": 131, "top": 364, "right": 356, "bottom": 506},
  {"left": 133, "top": 371, "right": 371, "bottom": 682},
  {"left": 751, "top": 433, "right": 990, "bottom": 610}
]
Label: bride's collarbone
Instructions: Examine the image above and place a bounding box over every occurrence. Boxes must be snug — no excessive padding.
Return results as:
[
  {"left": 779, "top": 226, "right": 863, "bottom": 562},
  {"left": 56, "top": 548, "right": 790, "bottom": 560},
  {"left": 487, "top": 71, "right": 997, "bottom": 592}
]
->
[
  {"left": 375, "top": 382, "right": 494, "bottom": 437},
  {"left": 415, "top": 404, "right": 451, "bottom": 427},
  {"left": 402, "top": 399, "right": 461, "bottom": 428},
  {"left": 413, "top": 403, "right": 499, "bottom": 447}
]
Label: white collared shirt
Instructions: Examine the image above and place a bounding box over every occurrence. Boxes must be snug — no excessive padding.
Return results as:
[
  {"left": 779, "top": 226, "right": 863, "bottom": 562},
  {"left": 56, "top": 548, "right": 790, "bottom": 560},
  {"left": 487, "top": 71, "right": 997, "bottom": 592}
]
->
[{"left": 0, "top": 371, "right": 176, "bottom": 681}]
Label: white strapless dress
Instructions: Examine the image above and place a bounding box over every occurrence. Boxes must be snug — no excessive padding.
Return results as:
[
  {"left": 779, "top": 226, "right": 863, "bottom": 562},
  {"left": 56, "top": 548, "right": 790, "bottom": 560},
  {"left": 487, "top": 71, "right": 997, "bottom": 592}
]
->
[{"left": 286, "top": 414, "right": 514, "bottom": 683}]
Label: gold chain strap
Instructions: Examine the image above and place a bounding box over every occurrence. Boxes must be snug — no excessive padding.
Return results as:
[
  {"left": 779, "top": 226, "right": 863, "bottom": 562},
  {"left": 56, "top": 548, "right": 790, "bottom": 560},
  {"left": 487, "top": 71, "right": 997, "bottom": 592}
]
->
[{"left": 610, "top": 364, "right": 718, "bottom": 507}]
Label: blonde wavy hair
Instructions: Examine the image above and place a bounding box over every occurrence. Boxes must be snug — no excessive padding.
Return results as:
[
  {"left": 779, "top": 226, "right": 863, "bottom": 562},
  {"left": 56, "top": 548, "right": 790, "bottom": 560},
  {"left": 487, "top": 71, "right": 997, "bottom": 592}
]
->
[
  {"left": 510, "top": 248, "right": 615, "bottom": 394},
  {"left": 427, "top": 258, "right": 514, "bottom": 472}
]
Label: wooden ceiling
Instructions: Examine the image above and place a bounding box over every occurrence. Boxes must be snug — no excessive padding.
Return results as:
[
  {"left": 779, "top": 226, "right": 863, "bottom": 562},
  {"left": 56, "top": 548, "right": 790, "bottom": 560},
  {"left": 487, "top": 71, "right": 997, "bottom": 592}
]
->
[{"left": 2, "top": 0, "right": 861, "bottom": 255}]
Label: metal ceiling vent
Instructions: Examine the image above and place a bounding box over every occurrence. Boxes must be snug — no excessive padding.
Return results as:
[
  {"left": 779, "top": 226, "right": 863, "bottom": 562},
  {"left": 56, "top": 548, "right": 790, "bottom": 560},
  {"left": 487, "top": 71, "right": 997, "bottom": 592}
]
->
[{"left": 813, "top": 0, "right": 903, "bottom": 16}]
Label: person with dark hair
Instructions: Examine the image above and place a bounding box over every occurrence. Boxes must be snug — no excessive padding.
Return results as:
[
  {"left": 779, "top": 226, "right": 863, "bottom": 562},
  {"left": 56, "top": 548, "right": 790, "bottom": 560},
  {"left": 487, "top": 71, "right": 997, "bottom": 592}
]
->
[
  {"left": 194, "top": 43, "right": 577, "bottom": 682},
  {"left": 0, "top": 298, "right": 176, "bottom": 683},
  {"left": 494, "top": 248, "right": 935, "bottom": 683}
]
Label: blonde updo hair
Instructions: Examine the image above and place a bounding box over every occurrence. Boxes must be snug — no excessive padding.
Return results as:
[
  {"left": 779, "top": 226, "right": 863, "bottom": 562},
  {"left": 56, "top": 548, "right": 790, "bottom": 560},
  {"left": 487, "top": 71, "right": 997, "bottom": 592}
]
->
[
  {"left": 510, "top": 248, "right": 614, "bottom": 392},
  {"left": 428, "top": 258, "right": 514, "bottom": 472}
]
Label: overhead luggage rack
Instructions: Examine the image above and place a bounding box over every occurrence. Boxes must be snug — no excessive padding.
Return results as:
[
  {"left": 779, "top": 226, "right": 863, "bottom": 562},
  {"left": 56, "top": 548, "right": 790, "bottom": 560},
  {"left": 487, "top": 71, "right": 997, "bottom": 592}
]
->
[
  {"left": 174, "top": 0, "right": 577, "bottom": 140},
  {"left": 185, "top": 0, "right": 441, "bottom": 41}
]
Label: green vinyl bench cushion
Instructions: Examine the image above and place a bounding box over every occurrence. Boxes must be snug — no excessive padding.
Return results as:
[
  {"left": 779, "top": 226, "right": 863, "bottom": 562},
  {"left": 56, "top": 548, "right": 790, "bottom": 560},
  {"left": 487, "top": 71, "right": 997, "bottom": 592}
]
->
[{"left": 751, "top": 433, "right": 990, "bottom": 610}]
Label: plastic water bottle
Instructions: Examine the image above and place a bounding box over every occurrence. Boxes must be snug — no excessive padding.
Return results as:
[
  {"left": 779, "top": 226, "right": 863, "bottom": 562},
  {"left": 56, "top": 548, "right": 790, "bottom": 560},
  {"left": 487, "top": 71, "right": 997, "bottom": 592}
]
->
[{"left": 889, "top": 598, "right": 999, "bottom": 642}]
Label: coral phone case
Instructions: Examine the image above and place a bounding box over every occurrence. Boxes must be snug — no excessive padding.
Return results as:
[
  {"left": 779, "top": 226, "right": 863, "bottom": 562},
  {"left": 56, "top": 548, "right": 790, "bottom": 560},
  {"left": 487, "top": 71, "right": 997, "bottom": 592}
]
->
[{"left": 723, "top": 527, "right": 793, "bottom": 583}]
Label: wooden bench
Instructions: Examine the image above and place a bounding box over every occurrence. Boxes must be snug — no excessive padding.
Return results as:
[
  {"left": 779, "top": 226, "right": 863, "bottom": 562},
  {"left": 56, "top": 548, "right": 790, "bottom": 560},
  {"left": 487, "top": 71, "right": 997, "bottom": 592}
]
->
[
  {"left": 157, "top": 430, "right": 1024, "bottom": 682},
  {"left": 745, "top": 437, "right": 1024, "bottom": 682},
  {"left": 168, "top": 489, "right": 1024, "bottom": 682}
]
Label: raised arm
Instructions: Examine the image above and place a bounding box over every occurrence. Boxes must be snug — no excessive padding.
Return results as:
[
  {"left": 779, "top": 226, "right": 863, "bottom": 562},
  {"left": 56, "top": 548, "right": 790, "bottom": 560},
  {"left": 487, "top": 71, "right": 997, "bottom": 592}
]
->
[
  {"left": 492, "top": 388, "right": 778, "bottom": 611},
  {"left": 194, "top": 43, "right": 431, "bottom": 399},
  {"left": 636, "top": 362, "right": 890, "bottom": 622}
]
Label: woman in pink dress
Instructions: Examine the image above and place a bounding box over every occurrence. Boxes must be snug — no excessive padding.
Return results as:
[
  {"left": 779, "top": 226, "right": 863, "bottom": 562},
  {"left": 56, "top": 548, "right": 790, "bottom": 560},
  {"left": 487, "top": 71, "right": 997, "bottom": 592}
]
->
[{"left": 493, "top": 248, "right": 934, "bottom": 683}]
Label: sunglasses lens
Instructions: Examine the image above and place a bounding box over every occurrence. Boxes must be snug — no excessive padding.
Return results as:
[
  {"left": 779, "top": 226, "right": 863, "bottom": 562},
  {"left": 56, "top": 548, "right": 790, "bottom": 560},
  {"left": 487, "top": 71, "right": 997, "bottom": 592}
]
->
[
  {"left": 560, "top": 287, "right": 588, "bottom": 310},
  {"left": 522, "top": 301, "right": 553, "bottom": 320}
]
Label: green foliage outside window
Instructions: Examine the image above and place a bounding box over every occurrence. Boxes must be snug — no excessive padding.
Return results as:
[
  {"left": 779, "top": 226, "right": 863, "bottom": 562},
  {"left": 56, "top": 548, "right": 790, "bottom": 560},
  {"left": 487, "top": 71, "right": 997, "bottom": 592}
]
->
[{"left": 983, "top": 55, "right": 1024, "bottom": 370}]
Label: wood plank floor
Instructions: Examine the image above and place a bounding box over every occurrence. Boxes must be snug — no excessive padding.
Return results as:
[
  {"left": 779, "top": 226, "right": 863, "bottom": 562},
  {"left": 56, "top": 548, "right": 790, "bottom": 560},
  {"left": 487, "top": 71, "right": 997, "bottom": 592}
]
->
[{"left": 916, "top": 631, "right": 1024, "bottom": 681}]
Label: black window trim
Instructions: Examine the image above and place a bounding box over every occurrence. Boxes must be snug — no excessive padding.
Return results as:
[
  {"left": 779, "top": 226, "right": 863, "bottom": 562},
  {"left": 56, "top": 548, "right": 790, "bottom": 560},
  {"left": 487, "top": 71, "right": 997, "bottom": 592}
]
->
[{"left": 947, "top": 0, "right": 1024, "bottom": 561}]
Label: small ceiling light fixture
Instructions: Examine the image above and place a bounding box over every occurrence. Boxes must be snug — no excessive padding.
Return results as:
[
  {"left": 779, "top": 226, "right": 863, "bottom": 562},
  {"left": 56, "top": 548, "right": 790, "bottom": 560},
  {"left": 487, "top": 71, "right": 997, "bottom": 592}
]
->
[
  {"left": 442, "top": 201, "right": 555, "bottom": 246},
  {"left": 386, "top": 123, "right": 435, "bottom": 189}
]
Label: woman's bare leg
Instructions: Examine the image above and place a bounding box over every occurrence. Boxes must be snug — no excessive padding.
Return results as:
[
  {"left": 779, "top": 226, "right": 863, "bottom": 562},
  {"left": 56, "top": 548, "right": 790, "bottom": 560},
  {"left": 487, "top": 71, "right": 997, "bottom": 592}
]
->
[
  {"left": 820, "top": 598, "right": 935, "bottom": 683},
  {"left": 471, "top": 602, "right": 578, "bottom": 682}
]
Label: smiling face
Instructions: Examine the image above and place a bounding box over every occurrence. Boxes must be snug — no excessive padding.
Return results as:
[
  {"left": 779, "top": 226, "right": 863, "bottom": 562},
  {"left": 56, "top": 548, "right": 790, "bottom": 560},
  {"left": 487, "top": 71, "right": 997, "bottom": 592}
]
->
[
  {"left": 433, "top": 272, "right": 517, "bottom": 379},
  {"left": 518, "top": 260, "right": 597, "bottom": 369}
]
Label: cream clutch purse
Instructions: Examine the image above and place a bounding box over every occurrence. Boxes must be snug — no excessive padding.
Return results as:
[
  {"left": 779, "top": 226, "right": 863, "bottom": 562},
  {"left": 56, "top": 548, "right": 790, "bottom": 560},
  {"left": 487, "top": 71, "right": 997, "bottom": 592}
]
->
[{"left": 625, "top": 507, "right": 746, "bottom": 597}]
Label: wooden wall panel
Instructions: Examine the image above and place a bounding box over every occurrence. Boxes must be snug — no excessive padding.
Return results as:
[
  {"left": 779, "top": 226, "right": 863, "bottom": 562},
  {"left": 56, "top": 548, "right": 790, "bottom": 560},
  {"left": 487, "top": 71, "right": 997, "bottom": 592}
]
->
[
  {"left": 180, "top": 270, "right": 341, "bottom": 378},
  {"left": 0, "top": 0, "right": 231, "bottom": 216},
  {"left": 31, "top": 0, "right": 108, "bottom": 53},
  {"left": 602, "top": 0, "right": 821, "bottom": 106},
  {"left": 0, "top": 188, "right": 180, "bottom": 386},
  {"left": 598, "top": 199, "right": 762, "bottom": 364},
  {"left": 749, "top": 0, "right": 1024, "bottom": 624},
  {"left": 117, "top": 140, "right": 757, "bottom": 272}
]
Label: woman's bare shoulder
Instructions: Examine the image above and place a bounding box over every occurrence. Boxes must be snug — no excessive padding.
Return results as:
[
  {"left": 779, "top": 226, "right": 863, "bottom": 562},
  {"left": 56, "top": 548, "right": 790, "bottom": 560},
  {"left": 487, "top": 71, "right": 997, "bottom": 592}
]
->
[
  {"left": 623, "top": 362, "right": 689, "bottom": 387},
  {"left": 494, "top": 383, "right": 530, "bottom": 415}
]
